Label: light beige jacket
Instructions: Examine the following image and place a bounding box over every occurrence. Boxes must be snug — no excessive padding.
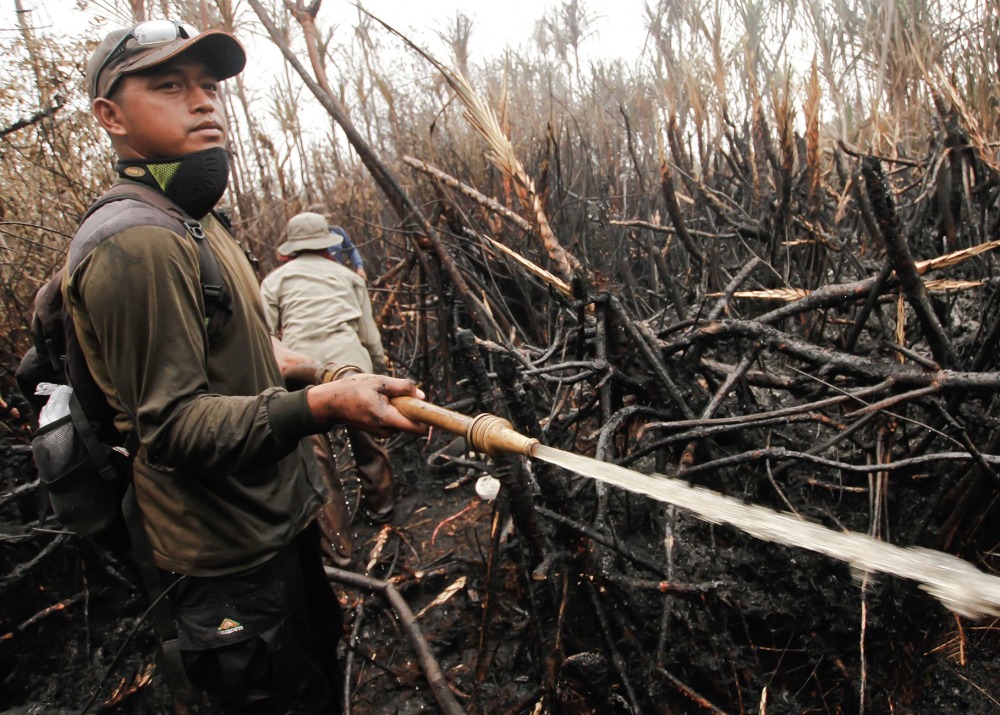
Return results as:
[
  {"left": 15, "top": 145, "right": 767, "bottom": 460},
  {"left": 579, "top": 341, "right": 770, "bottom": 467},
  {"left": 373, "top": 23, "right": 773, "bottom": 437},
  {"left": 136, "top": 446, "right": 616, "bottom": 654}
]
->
[{"left": 260, "top": 253, "right": 385, "bottom": 372}]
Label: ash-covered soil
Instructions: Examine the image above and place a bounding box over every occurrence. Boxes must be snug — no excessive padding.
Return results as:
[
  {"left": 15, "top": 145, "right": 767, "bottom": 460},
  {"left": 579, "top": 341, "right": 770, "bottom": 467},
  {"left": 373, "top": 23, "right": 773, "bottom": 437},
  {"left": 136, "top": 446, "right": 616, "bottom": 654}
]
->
[{"left": 2, "top": 418, "right": 1000, "bottom": 714}]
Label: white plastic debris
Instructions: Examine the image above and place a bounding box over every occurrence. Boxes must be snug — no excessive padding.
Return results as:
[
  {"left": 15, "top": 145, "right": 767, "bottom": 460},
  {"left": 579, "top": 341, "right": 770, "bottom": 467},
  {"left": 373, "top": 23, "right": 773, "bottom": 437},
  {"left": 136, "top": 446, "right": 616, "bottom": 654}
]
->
[
  {"left": 36, "top": 383, "right": 72, "bottom": 427},
  {"left": 475, "top": 475, "right": 501, "bottom": 501}
]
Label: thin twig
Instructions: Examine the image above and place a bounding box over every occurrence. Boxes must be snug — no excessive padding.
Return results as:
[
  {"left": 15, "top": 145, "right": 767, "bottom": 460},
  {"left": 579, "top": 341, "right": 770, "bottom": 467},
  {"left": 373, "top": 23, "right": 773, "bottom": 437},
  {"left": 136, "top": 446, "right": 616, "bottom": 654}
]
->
[{"left": 326, "top": 567, "right": 467, "bottom": 715}]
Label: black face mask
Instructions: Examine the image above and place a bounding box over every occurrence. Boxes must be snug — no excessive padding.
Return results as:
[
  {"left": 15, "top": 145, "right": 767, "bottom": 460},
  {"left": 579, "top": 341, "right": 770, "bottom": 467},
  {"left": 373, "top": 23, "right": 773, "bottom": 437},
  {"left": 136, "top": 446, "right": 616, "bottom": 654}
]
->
[{"left": 115, "top": 147, "right": 230, "bottom": 218}]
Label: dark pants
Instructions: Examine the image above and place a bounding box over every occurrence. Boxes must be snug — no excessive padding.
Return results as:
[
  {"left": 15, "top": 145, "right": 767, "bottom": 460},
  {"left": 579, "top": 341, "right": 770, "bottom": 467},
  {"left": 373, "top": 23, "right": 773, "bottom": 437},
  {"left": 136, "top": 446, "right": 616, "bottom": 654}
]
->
[{"left": 165, "top": 523, "right": 343, "bottom": 714}]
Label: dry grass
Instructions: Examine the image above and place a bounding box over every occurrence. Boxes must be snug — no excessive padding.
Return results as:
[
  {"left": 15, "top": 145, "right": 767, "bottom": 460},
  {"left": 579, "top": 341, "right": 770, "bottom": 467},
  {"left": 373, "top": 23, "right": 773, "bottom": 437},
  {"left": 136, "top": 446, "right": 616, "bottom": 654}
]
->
[{"left": 3, "top": 0, "right": 998, "bottom": 364}]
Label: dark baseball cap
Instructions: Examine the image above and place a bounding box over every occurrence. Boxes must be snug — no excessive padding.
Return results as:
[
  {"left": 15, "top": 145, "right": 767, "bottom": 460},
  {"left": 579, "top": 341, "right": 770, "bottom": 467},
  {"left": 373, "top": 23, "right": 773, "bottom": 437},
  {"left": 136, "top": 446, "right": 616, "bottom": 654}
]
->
[{"left": 87, "top": 20, "right": 246, "bottom": 101}]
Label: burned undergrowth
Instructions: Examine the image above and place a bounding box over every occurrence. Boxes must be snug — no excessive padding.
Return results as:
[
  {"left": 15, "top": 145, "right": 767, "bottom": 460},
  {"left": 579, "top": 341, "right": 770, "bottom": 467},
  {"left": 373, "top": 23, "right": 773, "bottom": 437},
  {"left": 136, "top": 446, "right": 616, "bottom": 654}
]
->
[
  {"left": 298, "top": 80, "right": 1000, "bottom": 711},
  {"left": 7, "top": 135, "right": 1000, "bottom": 713},
  {"left": 6, "top": 16, "right": 1000, "bottom": 713}
]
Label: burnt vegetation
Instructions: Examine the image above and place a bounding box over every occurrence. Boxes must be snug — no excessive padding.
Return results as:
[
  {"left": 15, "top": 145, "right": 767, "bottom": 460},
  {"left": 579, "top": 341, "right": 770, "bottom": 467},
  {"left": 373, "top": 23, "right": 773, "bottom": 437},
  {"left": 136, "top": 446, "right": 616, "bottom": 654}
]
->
[{"left": 3, "top": 0, "right": 1000, "bottom": 713}]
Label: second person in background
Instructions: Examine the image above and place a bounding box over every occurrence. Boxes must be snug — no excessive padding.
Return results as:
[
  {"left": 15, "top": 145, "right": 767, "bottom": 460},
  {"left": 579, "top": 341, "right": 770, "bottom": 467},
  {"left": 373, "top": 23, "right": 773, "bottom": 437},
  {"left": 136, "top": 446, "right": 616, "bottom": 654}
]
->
[{"left": 260, "top": 211, "right": 395, "bottom": 568}]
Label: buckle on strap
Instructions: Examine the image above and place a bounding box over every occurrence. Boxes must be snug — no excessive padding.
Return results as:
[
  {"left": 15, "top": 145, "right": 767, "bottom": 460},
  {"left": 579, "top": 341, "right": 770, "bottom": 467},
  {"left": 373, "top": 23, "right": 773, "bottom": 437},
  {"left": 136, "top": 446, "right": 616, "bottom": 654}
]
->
[
  {"left": 202, "top": 283, "right": 224, "bottom": 301},
  {"left": 183, "top": 220, "right": 206, "bottom": 240}
]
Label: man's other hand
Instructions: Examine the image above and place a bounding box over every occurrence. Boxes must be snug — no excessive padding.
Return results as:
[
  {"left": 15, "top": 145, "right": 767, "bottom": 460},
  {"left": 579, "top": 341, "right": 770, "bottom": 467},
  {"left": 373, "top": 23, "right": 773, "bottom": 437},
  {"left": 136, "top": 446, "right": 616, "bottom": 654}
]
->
[{"left": 271, "top": 336, "right": 314, "bottom": 374}]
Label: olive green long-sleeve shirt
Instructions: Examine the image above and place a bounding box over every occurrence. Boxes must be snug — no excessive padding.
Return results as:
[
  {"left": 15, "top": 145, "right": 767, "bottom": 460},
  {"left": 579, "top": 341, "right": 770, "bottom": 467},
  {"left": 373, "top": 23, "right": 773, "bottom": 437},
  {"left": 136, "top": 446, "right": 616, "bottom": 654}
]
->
[
  {"left": 259, "top": 253, "right": 385, "bottom": 372},
  {"left": 65, "top": 204, "right": 326, "bottom": 576}
]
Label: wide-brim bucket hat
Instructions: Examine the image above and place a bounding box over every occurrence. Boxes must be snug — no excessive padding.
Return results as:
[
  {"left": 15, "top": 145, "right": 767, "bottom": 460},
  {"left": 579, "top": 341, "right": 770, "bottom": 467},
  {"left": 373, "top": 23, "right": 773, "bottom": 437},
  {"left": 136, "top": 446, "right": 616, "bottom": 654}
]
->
[{"left": 277, "top": 212, "right": 342, "bottom": 256}]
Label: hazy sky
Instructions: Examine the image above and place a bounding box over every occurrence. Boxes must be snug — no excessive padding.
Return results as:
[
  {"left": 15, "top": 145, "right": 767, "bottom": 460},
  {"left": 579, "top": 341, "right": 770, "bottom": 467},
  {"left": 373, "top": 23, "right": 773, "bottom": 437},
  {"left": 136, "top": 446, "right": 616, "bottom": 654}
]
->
[
  {"left": 27, "top": 0, "right": 655, "bottom": 143},
  {"left": 31, "top": 0, "right": 652, "bottom": 65},
  {"left": 330, "top": 0, "right": 651, "bottom": 60}
]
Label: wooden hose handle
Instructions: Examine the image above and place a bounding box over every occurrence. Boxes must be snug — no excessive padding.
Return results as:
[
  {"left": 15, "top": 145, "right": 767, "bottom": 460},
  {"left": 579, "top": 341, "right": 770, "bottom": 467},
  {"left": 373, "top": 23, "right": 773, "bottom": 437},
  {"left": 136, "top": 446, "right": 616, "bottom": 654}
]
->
[{"left": 392, "top": 396, "right": 538, "bottom": 457}]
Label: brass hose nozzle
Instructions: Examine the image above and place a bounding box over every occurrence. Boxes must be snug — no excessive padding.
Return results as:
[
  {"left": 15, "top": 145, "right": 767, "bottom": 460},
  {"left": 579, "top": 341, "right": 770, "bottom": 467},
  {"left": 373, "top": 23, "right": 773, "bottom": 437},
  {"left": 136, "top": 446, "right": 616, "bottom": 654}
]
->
[{"left": 466, "top": 412, "right": 538, "bottom": 457}]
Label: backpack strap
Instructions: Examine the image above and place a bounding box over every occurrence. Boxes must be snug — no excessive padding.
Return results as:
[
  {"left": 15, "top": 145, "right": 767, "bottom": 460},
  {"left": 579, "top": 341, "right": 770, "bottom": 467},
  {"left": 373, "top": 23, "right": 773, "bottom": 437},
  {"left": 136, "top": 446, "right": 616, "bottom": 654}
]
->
[
  {"left": 184, "top": 218, "right": 231, "bottom": 345},
  {"left": 212, "top": 208, "right": 260, "bottom": 275},
  {"left": 68, "top": 394, "right": 117, "bottom": 483},
  {"left": 81, "top": 182, "right": 233, "bottom": 345}
]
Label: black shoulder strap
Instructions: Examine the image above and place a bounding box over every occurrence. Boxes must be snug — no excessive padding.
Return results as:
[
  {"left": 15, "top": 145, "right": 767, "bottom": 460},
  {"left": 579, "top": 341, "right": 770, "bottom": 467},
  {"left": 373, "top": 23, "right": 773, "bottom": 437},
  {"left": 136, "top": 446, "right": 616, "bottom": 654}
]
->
[
  {"left": 82, "top": 182, "right": 232, "bottom": 344},
  {"left": 211, "top": 208, "right": 261, "bottom": 276},
  {"left": 68, "top": 394, "right": 117, "bottom": 482}
]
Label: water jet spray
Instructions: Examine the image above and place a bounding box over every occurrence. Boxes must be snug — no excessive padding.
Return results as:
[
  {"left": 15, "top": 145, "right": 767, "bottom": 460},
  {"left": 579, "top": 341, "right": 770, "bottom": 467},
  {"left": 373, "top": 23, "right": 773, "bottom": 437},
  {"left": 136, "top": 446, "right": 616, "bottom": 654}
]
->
[{"left": 392, "top": 396, "right": 1000, "bottom": 619}]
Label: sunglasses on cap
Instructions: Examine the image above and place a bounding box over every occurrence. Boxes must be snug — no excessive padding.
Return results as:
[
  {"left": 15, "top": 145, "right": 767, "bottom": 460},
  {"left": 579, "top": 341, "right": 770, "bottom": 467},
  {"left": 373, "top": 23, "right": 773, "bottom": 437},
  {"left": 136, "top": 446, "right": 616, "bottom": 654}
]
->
[{"left": 95, "top": 20, "right": 200, "bottom": 89}]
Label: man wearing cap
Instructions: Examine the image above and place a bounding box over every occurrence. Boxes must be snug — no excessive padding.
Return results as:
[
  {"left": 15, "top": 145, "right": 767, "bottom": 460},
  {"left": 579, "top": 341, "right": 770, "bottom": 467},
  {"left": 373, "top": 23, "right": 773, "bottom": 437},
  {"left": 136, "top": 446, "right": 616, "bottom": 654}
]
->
[
  {"left": 261, "top": 212, "right": 395, "bottom": 569},
  {"left": 68, "top": 20, "right": 426, "bottom": 713}
]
